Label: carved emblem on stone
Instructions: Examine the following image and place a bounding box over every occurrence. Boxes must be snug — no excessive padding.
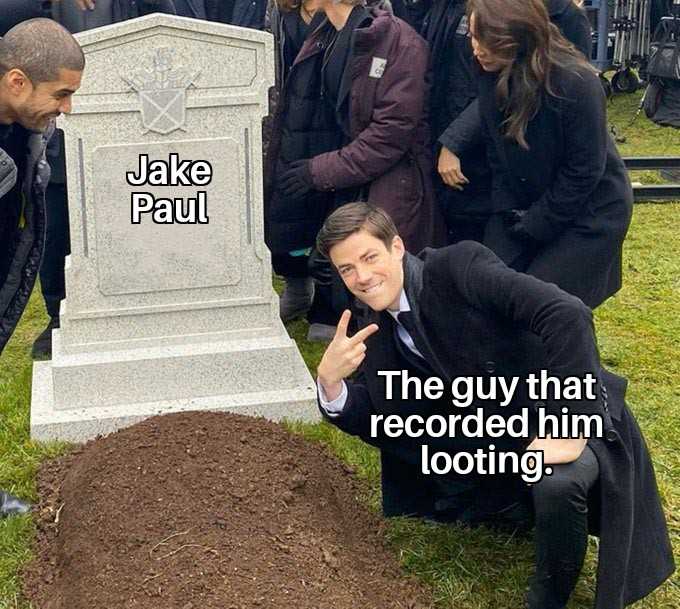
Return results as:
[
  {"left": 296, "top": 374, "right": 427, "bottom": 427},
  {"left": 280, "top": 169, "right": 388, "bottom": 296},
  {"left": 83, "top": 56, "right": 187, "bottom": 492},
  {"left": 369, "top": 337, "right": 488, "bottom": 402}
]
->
[{"left": 123, "top": 48, "right": 200, "bottom": 135}]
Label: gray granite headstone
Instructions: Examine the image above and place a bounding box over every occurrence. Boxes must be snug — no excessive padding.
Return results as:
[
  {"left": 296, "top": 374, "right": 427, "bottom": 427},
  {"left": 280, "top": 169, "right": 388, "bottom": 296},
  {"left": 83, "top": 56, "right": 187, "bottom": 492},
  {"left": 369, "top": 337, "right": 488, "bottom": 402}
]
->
[{"left": 31, "top": 14, "right": 318, "bottom": 441}]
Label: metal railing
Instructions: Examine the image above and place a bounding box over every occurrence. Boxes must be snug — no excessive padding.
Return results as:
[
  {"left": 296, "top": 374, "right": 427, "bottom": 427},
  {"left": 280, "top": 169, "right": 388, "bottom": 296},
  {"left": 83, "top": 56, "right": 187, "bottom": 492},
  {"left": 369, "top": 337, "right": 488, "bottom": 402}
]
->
[{"left": 622, "top": 156, "right": 680, "bottom": 201}]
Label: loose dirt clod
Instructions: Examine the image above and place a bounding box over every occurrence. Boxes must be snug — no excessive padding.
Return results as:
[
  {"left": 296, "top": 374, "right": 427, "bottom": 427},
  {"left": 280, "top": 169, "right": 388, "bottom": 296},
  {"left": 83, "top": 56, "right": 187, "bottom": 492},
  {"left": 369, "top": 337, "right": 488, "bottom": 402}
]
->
[{"left": 22, "top": 412, "right": 432, "bottom": 609}]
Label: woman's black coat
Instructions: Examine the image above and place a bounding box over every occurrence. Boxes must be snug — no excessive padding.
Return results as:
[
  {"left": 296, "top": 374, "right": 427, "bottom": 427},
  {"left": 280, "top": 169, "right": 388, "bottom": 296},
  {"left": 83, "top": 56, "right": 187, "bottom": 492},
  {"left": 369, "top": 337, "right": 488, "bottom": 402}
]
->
[
  {"left": 442, "top": 64, "right": 633, "bottom": 309},
  {"left": 430, "top": 0, "right": 593, "bottom": 231}
]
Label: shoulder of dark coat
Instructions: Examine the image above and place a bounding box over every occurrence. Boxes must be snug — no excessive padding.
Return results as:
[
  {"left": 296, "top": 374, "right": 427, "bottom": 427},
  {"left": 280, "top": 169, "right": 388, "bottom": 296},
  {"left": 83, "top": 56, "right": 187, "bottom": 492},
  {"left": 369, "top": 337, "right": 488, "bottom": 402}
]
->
[
  {"left": 546, "top": 0, "right": 575, "bottom": 17},
  {"left": 549, "top": 64, "right": 602, "bottom": 105},
  {"left": 420, "top": 240, "right": 498, "bottom": 278},
  {"left": 355, "top": 9, "right": 427, "bottom": 53}
]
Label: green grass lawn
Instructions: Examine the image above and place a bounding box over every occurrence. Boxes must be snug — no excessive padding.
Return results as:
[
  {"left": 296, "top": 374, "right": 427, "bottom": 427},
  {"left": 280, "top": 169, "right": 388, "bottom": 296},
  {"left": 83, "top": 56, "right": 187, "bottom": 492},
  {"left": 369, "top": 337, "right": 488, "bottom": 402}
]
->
[{"left": 1, "top": 91, "right": 679, "bottom": 608}]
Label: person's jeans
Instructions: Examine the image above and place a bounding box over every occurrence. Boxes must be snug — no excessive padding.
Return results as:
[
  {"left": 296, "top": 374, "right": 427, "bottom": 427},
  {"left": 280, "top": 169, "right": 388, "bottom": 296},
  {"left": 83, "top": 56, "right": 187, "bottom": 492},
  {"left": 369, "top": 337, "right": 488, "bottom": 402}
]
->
[{"left": 40, "top": 183, "right": 70, "bottom": 319}]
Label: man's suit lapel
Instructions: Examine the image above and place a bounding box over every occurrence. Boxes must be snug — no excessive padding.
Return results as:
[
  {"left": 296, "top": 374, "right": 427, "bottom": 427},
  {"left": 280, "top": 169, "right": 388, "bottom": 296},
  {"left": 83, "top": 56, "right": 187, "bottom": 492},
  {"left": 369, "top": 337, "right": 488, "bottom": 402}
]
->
[
  {"left": 390, "top": 315, "right": 436, "bottom": 377},
  {"left": 402, "top": 253, "right": 451, "bottom": 382}
]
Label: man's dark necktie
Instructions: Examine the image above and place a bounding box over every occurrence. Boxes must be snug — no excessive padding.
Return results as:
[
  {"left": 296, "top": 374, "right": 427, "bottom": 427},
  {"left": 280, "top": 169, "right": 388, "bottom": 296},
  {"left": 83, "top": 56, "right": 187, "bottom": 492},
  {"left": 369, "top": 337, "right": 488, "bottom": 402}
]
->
[
  {"left": 395, "top": 311, "right": 439, "bottom": 377},
  {"left": 397, "top": 311, "right": 418, "bottom": 338},
  {"left": 396, "top": 310, "right": 426, "bottom": 362}
]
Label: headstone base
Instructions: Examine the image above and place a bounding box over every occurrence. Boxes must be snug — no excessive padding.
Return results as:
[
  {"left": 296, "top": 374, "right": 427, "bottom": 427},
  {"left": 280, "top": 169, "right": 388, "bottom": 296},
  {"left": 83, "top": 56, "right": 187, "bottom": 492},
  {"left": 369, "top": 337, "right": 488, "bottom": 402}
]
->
[{"left": 31, "top": 333, "right": 319, "bottom": 442}]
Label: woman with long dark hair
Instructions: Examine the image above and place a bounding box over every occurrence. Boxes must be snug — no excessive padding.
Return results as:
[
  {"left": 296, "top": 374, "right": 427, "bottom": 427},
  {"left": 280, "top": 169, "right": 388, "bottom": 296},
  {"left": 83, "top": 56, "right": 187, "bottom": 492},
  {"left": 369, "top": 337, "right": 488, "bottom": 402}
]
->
[
  {"left": 441, "top": 0, "right": 632, "bottom": 309},
  {"left": 431, "top": 0, "right": 592, "bottom": 245}
]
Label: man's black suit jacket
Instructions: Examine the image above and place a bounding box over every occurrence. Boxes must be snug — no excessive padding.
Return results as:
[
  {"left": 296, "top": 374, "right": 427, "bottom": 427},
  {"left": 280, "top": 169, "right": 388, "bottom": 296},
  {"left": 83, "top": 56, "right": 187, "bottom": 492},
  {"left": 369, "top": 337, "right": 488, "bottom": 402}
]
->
[{"left": 321, "top": 241, "right": 674, "bottom": 609}]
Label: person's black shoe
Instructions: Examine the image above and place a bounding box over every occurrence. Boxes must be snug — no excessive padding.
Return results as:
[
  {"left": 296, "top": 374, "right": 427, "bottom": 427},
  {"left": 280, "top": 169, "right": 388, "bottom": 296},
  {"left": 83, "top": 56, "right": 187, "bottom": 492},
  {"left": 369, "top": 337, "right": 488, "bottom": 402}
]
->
[
  {"left": 31, "top": 316, "right": 59, "bottom": 360},
  {"left": 0, "top": 490, "right": 31, "bottom": 518},
  {"left": 280, "top": 277, "right": 314, "bottom": 323}
]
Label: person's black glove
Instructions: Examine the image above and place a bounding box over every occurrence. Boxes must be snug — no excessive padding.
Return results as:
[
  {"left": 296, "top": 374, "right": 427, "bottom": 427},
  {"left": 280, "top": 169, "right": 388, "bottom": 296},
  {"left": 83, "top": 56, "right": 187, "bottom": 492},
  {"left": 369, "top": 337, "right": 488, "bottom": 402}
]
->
[
  {"left": 279, "top": 160, "right": 314, "bottom": 200},
  {"left": 503, "top": 209, "right": 538, "bottom": 244}
]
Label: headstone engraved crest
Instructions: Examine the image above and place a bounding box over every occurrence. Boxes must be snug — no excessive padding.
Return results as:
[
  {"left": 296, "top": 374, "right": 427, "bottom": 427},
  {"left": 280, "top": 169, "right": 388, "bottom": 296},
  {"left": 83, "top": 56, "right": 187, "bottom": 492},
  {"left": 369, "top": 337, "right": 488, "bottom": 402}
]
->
[
  {"left": 31, "top": 15, "right": 318, "bottom": 441},
  {"left": 126, "top": 48, "right": 198, "bottom": 135}
]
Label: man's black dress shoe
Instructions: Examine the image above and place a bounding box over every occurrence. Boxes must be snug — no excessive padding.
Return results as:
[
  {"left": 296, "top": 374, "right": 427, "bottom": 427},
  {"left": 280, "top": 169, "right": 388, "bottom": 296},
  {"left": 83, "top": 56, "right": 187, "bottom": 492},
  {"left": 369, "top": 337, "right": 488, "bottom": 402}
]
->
[{"left": 0, "top": 490, "right": 31, "bottom": 517}]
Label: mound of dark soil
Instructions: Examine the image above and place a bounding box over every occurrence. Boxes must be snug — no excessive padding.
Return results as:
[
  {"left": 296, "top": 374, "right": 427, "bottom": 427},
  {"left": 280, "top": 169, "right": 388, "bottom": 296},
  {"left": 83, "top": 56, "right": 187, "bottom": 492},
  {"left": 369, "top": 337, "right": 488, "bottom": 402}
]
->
[{"left": 23, "top": 412, "right": 431, "bottom": 609}]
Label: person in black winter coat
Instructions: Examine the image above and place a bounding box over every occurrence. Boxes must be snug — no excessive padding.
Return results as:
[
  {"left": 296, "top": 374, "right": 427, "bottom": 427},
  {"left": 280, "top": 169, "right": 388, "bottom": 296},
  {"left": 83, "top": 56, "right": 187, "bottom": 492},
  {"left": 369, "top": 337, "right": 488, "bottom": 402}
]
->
[
  {"left": 264, "top": 0, "right": 327, "bottom": 329},
  {"left": 437, "top": 0, "right": 631, "bottom": 310},
  {"left": 0, "top": 18, "right": 84, "bottom": 515},
  {"left": 428, "top": 0, "right": 592, "bottom": 244}
]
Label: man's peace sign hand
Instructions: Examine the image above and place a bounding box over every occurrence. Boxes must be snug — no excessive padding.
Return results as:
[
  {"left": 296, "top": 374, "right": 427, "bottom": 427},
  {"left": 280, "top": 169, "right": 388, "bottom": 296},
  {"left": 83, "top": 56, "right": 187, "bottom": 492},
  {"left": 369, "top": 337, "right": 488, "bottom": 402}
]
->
[{"left": 317, "top": 310, "right": 379, "bottom": 401}]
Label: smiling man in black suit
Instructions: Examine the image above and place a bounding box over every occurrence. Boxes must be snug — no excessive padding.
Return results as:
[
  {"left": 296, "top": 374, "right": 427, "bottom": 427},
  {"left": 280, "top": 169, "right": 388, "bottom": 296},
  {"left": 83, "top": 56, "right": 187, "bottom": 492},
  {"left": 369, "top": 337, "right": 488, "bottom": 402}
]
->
[{"left": 314, "top": 202, "right": 673, "bottom": 609}]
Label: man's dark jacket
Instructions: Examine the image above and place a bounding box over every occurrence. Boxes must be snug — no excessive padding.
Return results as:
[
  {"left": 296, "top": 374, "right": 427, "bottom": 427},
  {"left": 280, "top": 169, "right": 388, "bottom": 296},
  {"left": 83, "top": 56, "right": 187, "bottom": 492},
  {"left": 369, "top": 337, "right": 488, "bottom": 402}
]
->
[
  {"left": 321, "top": 242, "right": 674, "bottom": 609},
  {"left": 0, "top": 124, "right": 53, "bottom": 354}
]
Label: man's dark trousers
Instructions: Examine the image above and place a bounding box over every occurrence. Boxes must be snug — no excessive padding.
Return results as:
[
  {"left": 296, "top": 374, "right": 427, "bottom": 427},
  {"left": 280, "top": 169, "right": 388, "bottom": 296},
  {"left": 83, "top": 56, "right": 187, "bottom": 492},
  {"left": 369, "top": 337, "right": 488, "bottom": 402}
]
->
[
  {"left": 378, "top": 329, "right": 600, "bottom": 609},
  {"left": 529, "top": 445, "right": 599, "bottom": 609}
]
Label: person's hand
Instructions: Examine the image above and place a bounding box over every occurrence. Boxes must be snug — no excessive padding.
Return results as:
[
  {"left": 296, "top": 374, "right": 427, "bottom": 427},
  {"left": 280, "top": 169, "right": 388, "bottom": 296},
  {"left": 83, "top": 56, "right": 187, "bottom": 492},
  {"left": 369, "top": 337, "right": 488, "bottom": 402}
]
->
[
  {"left": 75, "top": 0, "right": 96, "bottom": 9},
  {"left": 503, "top": 209, "right": 538, "bottom": 244},
  {"left": 53, "top": 0, "right": 96, "bottom": 9},
  {"left": 317, "top": 310, "right": 379, "bottom": 400},
  {"left": 278, "top": 159, "right": 314, "bottom": 200},
  {"left": 527, "top": 436, "right": 587, "bottom": 464},
  {"left": 438, "top": 146, "right": 468, "bottom": 190}
]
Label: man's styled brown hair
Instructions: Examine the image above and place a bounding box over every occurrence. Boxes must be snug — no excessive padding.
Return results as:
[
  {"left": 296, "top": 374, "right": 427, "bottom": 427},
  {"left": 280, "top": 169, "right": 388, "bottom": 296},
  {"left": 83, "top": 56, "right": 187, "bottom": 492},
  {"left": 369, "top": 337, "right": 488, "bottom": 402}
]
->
[
  {"left": 0, "top": 18, "right": 85, "bottom": 83},
  {"left": 316, "top": 202, "right": 398, "bottom": 259}
]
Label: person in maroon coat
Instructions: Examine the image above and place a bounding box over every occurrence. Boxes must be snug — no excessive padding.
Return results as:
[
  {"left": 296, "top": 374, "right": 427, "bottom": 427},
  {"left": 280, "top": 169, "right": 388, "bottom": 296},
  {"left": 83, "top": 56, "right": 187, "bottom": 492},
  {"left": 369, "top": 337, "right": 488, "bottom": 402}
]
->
[
  {"left": 299, "top": 6, "right": 442, "bottom": 254},
  {"left": 266, "top": 0, "right": 443, "bottom": 339}
]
